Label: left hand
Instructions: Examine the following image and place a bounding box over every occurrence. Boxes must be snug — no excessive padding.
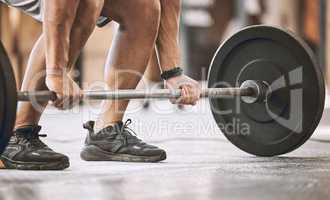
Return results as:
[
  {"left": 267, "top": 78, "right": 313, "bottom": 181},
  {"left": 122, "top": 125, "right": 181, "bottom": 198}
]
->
[{"left": 165, "top": 75, "right": 202, "bottom": 105}]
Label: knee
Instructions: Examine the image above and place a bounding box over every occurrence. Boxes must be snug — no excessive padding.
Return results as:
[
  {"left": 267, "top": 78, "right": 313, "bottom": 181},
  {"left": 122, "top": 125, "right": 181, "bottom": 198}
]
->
[
  {"left": 121, "top": 0, "right": 161, "bottom": 33},
  {"left": 84, "top": 0, "right": 105, "bottom": 20},
  {"left": 74, "top": 0, "right": 105, "bottom": 33}
]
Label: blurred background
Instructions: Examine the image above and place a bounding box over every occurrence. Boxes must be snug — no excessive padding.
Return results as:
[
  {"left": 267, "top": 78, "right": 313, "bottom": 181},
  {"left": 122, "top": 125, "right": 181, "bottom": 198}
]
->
[
  {"left": 0, "top": 0, "right": 328, "bottom": 89},
  {"left": 1, "top": 2, "right": 330, "bottom": 199}
]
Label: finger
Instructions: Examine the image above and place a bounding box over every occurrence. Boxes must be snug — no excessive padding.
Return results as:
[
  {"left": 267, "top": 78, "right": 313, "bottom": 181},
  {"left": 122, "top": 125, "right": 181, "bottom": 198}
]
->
[
  {"left": 58, "top": 95, "right": 71, "bottom": 110},
  {"left": 188, "top": 84, "right": 201, "bottom": 105},
  {"left": 193, "top": 83, "right": 201, "bottom": 97},
  {"left": 72, "top": 91, "right": 82, "bottom": 108},
  {"left": 170, "top": 87, "right": 183, "bottom": 104},
  {"left": 66, "top": 86, "right": 81, "bottom": 109},
  {"left": 66, "top": 91, "right": 76, "bottom": 109},
  {"left": 58, "top": 89, "right": 74, "bottom": 110},
  {"left": 72, "top": 94, "right": 80, "bottom": 107},
  {"left": 64, "top": 93, "right": 78, "bottom": 110},
  {"left": 185, "top": 86, "right": 196, "bottom": 105},
  {"left": 66, "top": 98, "right": 76, "bottom": 110},
  {"left": 53, "top": 91, "right": 63, "bottom": 107},
  {"left": 188, "top": 86, "right": 199, "bottom": 105},
  {"left": 177, "top": 87, "right": 186, "bottom": 104},
  {"left": 54, "top": 96, "right": 64, "bottom": 109},
  {"left": 70, "top": 88, "right": 80, "bottom": 108},
  {"left": 191, "top": 86, "right": 201, "bottom": 104},
  {"left": 66, "top": 95, "right": 75, "bottom": 110},
  {"left": 70, "top": 86, "right": 82, "bottom": 105},
  {"left": 179, "top": 86, "right": 191, "bottom": 105}
]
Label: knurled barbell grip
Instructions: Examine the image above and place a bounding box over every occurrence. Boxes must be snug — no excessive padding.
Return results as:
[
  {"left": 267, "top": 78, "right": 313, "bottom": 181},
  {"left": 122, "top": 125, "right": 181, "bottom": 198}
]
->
[
  {"left": 17, "top": 87, "right": 255, "bottom": 101},
  {"left": 17, "top": 91, "right": 57, "bottom": 102}
]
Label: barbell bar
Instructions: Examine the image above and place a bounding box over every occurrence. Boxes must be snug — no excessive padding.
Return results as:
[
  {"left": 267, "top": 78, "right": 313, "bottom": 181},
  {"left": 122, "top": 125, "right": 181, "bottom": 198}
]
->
[{"left": 16, "top": 82, "right": 260, "bottom": 101}]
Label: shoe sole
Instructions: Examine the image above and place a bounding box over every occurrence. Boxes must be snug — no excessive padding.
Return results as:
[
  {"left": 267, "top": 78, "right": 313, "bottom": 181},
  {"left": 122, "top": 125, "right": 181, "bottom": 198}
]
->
[
  {"left": 80, "top": 145, "right": 167, "bottom": 163},
  {"left": 0, "top": 156, "right": 70, "bottom": 170}
]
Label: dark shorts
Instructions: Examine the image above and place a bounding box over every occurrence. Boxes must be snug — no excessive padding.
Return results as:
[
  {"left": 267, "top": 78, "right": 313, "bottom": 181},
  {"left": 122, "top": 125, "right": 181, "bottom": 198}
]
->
[{"left": 0, "top": 0, "right": 110, "bottom": 27}]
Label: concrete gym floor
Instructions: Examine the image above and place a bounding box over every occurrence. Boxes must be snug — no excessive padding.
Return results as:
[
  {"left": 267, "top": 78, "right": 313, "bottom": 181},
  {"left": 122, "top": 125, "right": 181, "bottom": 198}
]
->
[{"left": 1, "top": 97, "right": 330, "bottom": 200}]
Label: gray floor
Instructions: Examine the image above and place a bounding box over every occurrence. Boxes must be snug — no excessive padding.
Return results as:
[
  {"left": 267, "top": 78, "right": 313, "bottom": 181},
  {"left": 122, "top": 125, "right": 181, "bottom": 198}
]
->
[{"left": 1, "top": 99, "right": 330, "bottom": 200}]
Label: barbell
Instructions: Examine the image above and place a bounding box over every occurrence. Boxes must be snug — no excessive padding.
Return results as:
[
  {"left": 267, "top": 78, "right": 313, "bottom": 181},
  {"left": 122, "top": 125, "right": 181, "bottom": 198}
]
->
[{"left": 0, "top": 25, "right": 325, "bottom": 156}]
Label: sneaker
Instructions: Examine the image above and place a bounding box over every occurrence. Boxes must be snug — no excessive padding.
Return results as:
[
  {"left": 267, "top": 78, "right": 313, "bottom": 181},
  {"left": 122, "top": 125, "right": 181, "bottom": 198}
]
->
[
  {"left": 81, "top": 119, "right": 167, "bottom": 162},
  {"left": 0, "top": 125, "right": 70, "bottom": 170}
]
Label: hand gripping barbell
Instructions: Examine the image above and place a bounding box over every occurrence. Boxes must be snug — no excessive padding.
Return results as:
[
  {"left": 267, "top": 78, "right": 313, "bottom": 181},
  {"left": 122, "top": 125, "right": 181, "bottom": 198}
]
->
[{"left": 0, "top": 25, "right": 325, "bottom": 157}]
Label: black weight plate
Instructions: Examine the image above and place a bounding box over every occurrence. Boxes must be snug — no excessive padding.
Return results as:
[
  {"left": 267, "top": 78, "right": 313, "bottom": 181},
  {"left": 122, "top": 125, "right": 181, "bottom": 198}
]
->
[
  {"left": 208, "top": 25, "right": 325, "bottom": 156},
  {"left": 0, "top": 41, "right": 17, "bottom": 155}
]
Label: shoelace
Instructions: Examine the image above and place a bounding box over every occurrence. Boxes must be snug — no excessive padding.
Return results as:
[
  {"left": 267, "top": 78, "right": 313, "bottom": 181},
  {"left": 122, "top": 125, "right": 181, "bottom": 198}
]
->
[
  {"left": 29, "top": 134, "right": 48, "bottom": 148},
  {"left": 17, "top": 132, "right": 48, "bottom": 148},
  {"left": 119, "top": 119, "right": 139, "bottom": 145},
  {"left": 97, "top": 119, "right": 139, "bottom": 145}
]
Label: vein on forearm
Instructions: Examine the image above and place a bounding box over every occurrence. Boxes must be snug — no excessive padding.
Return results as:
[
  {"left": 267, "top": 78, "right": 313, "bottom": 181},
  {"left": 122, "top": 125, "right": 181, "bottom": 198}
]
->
[
  {"left": 157, "top": 0, "right": 182, "bottom": 71},
  {"left": 43, "top": 0, "right": 81, "bottom": 71}
]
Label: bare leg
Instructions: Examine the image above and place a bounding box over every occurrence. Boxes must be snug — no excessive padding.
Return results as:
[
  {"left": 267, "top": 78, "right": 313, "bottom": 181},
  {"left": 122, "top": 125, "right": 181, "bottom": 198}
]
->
[
  {"left": 67, "top": 0, "right": 105, "bottom": 69},
  {"left": 95, "top": 0, "right": 161, "bottom": 129},
  {"left": 15, "top": 0, "right": 104, "bottom": 128},
  {"left": 15, "top": 35, "right": 48, "bottom": 128}
]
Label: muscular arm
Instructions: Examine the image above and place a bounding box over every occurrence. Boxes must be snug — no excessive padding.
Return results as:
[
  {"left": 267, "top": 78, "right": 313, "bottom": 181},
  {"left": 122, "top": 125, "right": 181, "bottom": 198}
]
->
[
  {"left": 43, "top": 0, "right": 81, "bottom": 73},
  {"left": 157, "top": 0, "right": 201, "bottom": 106},
  {"left": 157, "top": 0, "right": 181, "bottom": 71}
]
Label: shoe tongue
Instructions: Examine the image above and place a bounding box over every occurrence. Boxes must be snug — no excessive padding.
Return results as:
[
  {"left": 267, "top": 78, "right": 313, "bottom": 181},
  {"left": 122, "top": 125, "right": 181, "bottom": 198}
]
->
[
  {"left": 15, "top": 125, "right": 42, "bottom": 138},
  {"left": 115, "top": 121, "right": 124, "bottom": 128},
  {"left": 97, "top": 121, "right": 123, "bottom": 134},
  {"left": 107, "top": 121, "right": 123, "bottom": 133}
]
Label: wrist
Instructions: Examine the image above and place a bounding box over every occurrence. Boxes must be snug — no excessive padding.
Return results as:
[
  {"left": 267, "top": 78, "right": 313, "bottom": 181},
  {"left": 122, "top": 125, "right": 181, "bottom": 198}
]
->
[
  {"left": 161, "top": 67, "right": 183, "bottom": 80},
  {"left": 46, "top": 68, "right": 66, "bottom": 77}
]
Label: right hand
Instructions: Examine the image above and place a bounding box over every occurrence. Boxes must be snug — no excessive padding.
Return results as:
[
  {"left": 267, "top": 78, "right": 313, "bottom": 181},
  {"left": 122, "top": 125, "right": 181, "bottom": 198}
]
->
[
  {"left": 165, "top": 75, "right": 201, "bottom": 106},
  {"left": 45, "top": 74, "right": 82, "bottom": 110}
]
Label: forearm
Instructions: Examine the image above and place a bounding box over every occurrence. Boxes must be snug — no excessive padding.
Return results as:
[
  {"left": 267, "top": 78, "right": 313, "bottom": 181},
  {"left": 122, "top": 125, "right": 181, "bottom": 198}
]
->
[
  {"left": 43, "top": 0, "right": 80, "bottom": 73},
  {"left": 157, "top": 0, "right": 182, "bottom": 71}
]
